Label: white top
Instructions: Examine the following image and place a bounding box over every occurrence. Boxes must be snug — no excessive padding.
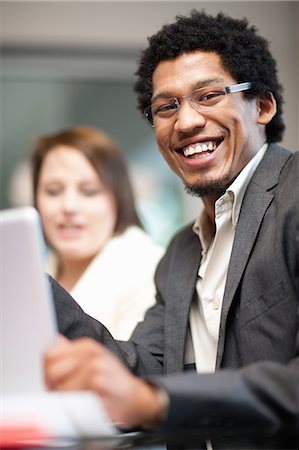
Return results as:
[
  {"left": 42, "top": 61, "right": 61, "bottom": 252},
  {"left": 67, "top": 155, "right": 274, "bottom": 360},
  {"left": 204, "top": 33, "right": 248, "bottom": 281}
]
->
[
  {"left": 190, "top": 143, "right": 268, "bottom": 373},
  {"left": 46, "top": 226, "right": 164, "bottom": 340}
]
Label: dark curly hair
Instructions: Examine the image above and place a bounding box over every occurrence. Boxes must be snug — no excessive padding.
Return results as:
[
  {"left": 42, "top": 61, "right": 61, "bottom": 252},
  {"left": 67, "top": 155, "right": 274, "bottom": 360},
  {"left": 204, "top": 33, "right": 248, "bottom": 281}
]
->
[{"left": 135, "top": 10, "right": 285, "bottom": 143}]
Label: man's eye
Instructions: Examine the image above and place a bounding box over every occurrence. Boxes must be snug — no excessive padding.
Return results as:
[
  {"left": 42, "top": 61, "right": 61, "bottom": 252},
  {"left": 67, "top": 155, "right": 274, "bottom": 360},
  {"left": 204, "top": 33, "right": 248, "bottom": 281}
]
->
[
  {"left": 198, "top": 91, "right": 224, "bottom": 102},
  {"left": 154, "top": 103, "right": 177, "bottom": 114}
]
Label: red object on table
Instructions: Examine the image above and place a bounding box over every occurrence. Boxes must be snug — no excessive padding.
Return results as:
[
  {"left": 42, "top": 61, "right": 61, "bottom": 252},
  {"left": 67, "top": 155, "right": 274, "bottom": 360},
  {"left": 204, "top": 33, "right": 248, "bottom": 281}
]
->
[{"left": 0, "top": 425, "right": 51, "bottom": 448}]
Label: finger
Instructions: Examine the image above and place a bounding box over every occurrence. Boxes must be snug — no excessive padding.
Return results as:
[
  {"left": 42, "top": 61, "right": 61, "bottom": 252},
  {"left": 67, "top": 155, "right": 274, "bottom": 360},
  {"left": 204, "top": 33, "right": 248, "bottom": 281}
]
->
[
  {"left": 44, "top": 338, "right": 106, "bottom": 390},
  {"left": 56, "top": 334, "right": 71, "bottom": 346},
  {"left": 44, "top": 350, "right": 80, "bottom": 389}
]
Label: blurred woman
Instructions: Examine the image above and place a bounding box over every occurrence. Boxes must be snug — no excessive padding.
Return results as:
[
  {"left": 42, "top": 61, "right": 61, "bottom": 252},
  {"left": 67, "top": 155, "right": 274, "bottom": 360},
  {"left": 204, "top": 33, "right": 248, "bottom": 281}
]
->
[{"left": 31, "top": 126, "right": 164, "bottom": 340}]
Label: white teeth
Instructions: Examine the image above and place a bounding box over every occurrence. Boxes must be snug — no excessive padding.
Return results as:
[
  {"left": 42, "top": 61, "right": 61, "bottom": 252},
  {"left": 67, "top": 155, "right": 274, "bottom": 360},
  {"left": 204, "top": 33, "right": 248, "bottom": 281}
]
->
[{"left": 183, "top": 140, "right": 218, "bottom": 157}]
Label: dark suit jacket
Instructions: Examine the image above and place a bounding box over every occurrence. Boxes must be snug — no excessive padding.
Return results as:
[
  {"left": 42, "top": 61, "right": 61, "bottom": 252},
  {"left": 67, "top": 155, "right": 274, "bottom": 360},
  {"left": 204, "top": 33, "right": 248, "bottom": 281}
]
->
[{"left": 52, "top": 144, "right": 299, "bottom": 449}]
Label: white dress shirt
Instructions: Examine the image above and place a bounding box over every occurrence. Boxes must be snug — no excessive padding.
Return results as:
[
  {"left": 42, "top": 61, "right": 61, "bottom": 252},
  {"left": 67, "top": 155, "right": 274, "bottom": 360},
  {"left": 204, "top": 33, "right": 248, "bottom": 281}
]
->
[{"left": 189, "top": 143, "right": 268, "bottom": 373}]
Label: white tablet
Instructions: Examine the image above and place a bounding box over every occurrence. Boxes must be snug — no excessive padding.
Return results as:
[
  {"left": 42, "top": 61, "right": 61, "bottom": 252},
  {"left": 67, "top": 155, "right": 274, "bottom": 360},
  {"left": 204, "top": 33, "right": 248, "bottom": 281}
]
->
[
  {"left": 1, "top": 207, "right": 122, "bottom": 441},
  {"left": 0, "top": 206, "right": 58, "bottom": 393}
]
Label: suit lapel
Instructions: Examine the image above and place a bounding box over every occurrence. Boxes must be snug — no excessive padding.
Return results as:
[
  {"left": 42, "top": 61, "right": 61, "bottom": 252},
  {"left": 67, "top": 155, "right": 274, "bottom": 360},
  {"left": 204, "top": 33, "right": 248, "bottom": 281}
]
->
[
  {"left": 216, "top": 144, "right": 292, "bottom": 367},
  {"left": 165, "top": 228, "right": 201, "bottom": 373}
]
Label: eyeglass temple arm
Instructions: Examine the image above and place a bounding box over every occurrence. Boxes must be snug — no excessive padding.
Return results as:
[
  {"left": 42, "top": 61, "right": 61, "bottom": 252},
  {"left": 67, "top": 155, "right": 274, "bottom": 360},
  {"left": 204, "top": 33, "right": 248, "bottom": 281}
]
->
[{"left": 225, "top": 82, "right": 252, "bottom": 94}]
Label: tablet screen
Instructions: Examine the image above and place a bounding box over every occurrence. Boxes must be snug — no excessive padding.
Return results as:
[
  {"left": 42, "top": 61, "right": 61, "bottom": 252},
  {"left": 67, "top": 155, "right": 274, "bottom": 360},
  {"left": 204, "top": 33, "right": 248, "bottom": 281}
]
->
[{"left": 1, "top": 206, "right": 58, "bottom": 393}]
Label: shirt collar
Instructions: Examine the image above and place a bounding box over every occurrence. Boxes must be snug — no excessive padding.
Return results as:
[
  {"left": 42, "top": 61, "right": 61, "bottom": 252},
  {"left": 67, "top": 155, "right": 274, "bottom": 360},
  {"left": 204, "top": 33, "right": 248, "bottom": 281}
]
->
[{"left": 193, "top": 142, "right": 268, "bottom": 242}]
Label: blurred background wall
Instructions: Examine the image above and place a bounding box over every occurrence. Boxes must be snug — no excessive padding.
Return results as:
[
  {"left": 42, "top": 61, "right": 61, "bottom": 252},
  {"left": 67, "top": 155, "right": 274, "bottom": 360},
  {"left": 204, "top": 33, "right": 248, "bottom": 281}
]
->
[{"left": 1, "top": 1, "right": 298, "bottom": 245}]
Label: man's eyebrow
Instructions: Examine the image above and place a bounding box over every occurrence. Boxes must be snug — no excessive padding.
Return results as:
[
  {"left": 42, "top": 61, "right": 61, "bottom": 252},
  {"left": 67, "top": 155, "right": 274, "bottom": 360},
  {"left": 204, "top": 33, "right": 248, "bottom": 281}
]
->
[
  {"left": 193, "top": 78, "right": 225, "bottom": 89},
  {"left": 151, "top": 91, "right": 175, "bottom": 103},
  {"left": 151, "top": 78, "right": 226, "bottom": 103}
]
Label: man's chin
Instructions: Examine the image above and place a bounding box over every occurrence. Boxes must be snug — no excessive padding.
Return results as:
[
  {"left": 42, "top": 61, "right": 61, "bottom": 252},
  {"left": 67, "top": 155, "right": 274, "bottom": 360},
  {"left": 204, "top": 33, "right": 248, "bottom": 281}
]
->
[{"left": 184, "top": 179, "right": 229, "bottom": 198}]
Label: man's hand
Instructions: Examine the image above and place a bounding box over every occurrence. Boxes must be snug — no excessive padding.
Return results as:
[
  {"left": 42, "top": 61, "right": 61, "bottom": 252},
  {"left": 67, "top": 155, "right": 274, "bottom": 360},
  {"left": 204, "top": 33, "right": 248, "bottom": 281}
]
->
[{"left": 44, "top": 335, "right": 165, "bottom": 429}]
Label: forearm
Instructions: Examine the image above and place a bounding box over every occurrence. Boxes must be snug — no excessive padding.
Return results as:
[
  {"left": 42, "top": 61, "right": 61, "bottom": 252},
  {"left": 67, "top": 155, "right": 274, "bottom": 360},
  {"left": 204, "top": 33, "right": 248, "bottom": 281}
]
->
[{"left": 155, "top": 360, "right": 299, "bottom": 435}]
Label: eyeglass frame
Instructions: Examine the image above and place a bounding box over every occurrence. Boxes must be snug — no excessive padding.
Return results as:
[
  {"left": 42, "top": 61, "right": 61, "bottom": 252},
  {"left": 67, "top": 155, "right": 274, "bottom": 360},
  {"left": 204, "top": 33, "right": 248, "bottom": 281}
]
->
[{"left": 143, "top": 81, "right": 253, "bottom": 127}]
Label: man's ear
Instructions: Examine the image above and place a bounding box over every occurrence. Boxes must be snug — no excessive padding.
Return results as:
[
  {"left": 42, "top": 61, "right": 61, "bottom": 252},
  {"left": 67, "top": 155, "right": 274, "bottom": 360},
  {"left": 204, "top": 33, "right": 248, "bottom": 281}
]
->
[{"left": 257, "top": 92, "right": 277, "bottom": 125}]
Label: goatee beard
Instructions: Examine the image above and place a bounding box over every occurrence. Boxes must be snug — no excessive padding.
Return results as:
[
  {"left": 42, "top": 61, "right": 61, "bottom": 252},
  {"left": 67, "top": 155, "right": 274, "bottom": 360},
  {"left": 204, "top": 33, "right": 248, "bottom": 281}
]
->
[{"left": 184, "top": 178, "right": 230, "bottom": 198}]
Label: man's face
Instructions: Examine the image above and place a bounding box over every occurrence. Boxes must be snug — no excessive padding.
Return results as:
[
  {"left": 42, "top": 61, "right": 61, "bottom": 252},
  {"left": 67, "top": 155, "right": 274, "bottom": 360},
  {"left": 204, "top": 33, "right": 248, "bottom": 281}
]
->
[{"left": 151, "top": 51, "right": 267, "bottom": 199}]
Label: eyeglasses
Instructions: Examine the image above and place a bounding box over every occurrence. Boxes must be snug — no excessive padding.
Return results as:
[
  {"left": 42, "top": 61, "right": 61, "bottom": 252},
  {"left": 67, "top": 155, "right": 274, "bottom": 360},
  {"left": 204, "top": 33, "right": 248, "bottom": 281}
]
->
[{"left": 144, "top": 81, "right": 252, "bottom": 127}]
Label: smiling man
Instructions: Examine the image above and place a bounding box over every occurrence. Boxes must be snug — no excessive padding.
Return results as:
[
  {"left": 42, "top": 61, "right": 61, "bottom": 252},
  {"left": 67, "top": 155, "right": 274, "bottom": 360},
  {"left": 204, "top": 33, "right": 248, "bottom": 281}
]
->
[
  {"left": 145, "top": 51, "right": 275, "bottom": 218},
  {"left": 44, "top": 10, "right": 299, "bottom": 449}
]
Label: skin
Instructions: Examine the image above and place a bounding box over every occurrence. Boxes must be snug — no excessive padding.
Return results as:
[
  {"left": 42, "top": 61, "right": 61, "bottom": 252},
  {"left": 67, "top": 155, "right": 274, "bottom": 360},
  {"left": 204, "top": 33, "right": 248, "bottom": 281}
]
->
[
  {"left": 44, "top": 51, "right": 277, "bottom": 427},
  {"left": 45, "top": 336, "right": 163, "bottom": 428},
  {"left": 36, "top": 146, "right": 117, "bottom": 291}
]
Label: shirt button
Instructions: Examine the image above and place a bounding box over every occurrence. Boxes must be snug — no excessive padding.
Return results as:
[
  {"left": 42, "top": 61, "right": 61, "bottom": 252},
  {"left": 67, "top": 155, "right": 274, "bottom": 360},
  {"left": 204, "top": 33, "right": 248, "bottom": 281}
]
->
[{"left": 212, "top": 299, "right": 220, "bottom": 310}]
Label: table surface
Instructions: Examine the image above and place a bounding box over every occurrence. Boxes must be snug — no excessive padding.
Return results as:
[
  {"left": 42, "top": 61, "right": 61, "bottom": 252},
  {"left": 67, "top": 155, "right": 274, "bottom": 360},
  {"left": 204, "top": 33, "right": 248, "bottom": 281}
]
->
[
  {"left": 1, "top": 429, "right": 213, "bottom": 450},
  {"left": 2, "top": 428, "right": 248, "bottom": 450}
]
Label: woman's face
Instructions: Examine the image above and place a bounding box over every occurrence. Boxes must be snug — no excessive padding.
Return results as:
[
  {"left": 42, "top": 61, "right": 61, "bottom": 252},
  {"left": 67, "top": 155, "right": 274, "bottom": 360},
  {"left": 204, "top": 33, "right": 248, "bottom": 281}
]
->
[{"left": 36, "top": 146, "right": 117, "bottom": 263}]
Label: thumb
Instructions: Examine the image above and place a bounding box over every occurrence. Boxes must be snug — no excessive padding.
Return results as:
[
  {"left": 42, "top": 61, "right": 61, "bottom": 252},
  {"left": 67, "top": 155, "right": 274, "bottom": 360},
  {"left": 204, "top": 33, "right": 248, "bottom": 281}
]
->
[{"left": 56, "top": 333, "right": 71, "bottom": 347}]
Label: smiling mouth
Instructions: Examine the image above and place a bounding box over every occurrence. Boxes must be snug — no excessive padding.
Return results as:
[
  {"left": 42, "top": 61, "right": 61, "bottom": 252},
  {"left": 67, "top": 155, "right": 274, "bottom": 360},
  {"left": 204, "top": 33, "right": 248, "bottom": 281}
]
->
[
  {"left": 58, "top": 224, "right": 83, "bottom": 231},
  {"left": 179, "top": 139, "right": 223, "bottom": 158}
]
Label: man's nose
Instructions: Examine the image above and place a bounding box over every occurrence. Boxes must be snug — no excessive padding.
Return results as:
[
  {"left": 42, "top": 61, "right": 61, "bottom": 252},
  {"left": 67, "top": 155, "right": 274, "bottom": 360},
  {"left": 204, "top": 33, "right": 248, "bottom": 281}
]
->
[{"left": 174, "top": 98, "right": 207, "bottom": 133}]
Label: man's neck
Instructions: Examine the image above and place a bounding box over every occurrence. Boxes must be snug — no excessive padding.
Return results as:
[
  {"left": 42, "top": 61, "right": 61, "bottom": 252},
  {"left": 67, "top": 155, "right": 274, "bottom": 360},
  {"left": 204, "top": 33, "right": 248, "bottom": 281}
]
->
[{"left": 201, "top": 195, "right": 219, "bottom": 223}]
